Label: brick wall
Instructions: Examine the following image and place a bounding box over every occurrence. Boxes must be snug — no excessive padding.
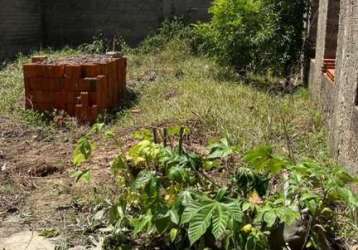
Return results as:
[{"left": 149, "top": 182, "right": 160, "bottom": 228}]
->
[{"left": 0, "top": 0, "right": 42, "bottom": 62}]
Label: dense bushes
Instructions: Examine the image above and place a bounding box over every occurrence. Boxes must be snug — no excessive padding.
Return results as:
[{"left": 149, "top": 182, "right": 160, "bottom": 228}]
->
[
  {"left": 194, "top": 0, "right": 307, "bottom": 75},
  {"left": 73, "top": 127, "right": 358, "bottom": 249}
]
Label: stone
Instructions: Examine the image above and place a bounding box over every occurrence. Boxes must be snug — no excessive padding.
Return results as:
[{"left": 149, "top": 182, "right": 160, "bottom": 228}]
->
[{"left": 0, "top": 231, "right": 55, "bottom": 250}]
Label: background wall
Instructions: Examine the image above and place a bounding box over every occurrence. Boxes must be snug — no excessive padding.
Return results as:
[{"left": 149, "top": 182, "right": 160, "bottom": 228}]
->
[
  {"left": 0, "top": 0, "right": 42, "bottom": 62},
  {"left": 42, "top": 0, "right": 163, "bottom": 47},
  {"left": 0, "top": 0, "right": 211, "bottom": 62},
  {"left": 43, "top": 0, "right": 211, "bottom": 47},
  {"left": 331, "top": 0, "right": 358, "bottom": 174}
]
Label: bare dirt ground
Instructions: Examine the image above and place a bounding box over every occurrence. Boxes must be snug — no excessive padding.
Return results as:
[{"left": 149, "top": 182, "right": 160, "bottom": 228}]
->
[
  {"left": 0, "top": 116, "right": 103, "bottom": 248},
  {"left": 0, "top": 116, "right": 73, "bottom": 245},
  {"left": 0, "top": 115, "right": 142, "bottom": 248},
  {"left": 0, "top": 113, "right": 233, "bottom": 249}
]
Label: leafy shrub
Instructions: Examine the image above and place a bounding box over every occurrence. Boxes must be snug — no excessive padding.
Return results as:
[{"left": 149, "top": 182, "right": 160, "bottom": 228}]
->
[
  {"left": 194, "top": 0, "right": 307, "bottom": 75},
  {"left": 78, "top": 33, "right": 128, "bottom": 54},
  {"left": 73, "top": 125, "right": 358, "bottom": 249},
  {"left": 137, "top": 17, "right": 194, "bottom": 54}
]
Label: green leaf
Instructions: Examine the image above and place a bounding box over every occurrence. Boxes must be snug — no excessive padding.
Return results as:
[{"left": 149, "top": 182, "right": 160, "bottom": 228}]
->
[
  {"left": 212, "top": 203, "right": 229, "bottom": 240},
  {"left": 181, "top": 201, "right": 202, "bottom": 224},
  {"left": 203, "top": 159, "right": 219, "bottom": 170},
  {"left": 263, "top": 211, "right": 276, "bottom": 227},
  {"left": 72, "top": 137, "right": 93, "bottom": 167},
  {"left": 132, "top": 129, "right": 153, "bottom": 141},
  {"left": 179, "top": 190, "right": 195, "bottom": 206},
  {"left": 215, "top": 188, "right": 228, "bottom": 201},
  {"left": 169, "top": 209, "right": 180, "bottom": 225},
  {"left": 183, "top": 197, "right": 242, "bottom": 245},
  {"left": 187, "top": 202, "right": 215, "bottom": 245},
  {"left": 91, "top": 123, "right": 105, "bottom": 134},
  {"left": 155, "top": 214, "right": 171, "bottom": 234},
  {"left": 111, "top": 155, "right": 127, "bottom": 176},
  {"left": 242, "top": 202, "right": 251, "bottom": 212},
  {"left": 207, "top": 138, "right": 238, "bottom": 160},
  {"left": 170, "top": 228, "right": 178, "bottom": 242},
  {"left": 131, "top": 211, "right": 153, "bottom": 235},
  {"left": 277, "top": 207, "right": 299, "bottom": 225},
  {"left": 134, "top": 170, "right": 156, "bottom": 189},
  {"left": 104, "top": 130, "right": 115, "bottom": 140},
  {"left": 70, "top": 169, "right": 92, "bottom": 183},
  {"left": 244, "top": 145, "right": 273, "bottom": 164},
  {"left": 168, "top": 165, "right": 190, "bottom": 184},
  {"left": 244, "top": 145, "right": 286, "bottom": 174},
  {"left": 226, "top": 201, "right": 243, "bottom": 222},
  {"left": 134, "top": 170, "right": 159, "bottom": 198}
]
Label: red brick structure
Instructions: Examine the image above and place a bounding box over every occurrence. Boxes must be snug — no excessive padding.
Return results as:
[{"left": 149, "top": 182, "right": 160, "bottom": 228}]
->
[{"left": 23, "top": 54, "right": 127, "bottom": 123}]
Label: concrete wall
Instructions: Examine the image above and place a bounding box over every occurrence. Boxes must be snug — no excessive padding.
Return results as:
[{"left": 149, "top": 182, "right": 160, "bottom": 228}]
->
[
  {"left": 309, "top": 0, "right": 329, "bottom": 99},
  {"left": 164, "top": 0, "right": 211, "bottom": 21},
  {"left": 42, "top": 0, "right": 164, "bottom": 47},
  {"left": 330, "top": 0, "right": 358, "bottom": 174},
  {"left": 0, "top": 0, "right": 211, "bottom": 61},
  {"left": 43, "top": 0, "right": 211, "bottom": 47},
  {"left": 0, "top": 0, "right": 42, "bottom": 61},
  {"left": 309, "top": 0, "right": 358, "bottom": 174}
]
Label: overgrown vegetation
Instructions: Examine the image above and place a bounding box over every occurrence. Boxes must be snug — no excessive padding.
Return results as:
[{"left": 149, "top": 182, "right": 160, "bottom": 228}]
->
[
  {"left": 1, "top": 12, "right": 357, "bottom": 249},
  {"left": 73, "top": 127, "right": 357, "bottom": 249},
  {"left": 195, "top": 0, "right": 307, "bottom": 75}
]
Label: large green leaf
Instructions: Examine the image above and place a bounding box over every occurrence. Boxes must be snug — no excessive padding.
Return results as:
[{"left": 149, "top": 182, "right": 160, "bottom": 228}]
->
[
  {"left": 134, "top": 170, "right": 159, "bottom": 198},
  {"left": 187, "top": 202, "right": 215, "bottom": 245},
  {"left": 207, "top": 138, "right": 239, "bottom": 159},
  {"left": 244, "top": 145, "right": 286, "bottom": 174},
  {"left": 155, "top": 213, "right": 171, "bottom": 234},
  {"left": 182, "top": 198, "right": 243, "bottom": 245},
  {"left": 131, "top": 211, "right": 154, "bottom": 235},
  {"left": 263, "top": 210, "right": 276, "bottom": 227},
  {"left": 212, "top": 203, "right": 229, "bottom": 240},
  {"left": 181, "top": 201, "right": 202, "bottom": 224},
  {"left": 226, "top": 201, "right": 243, "bottom": 222}
]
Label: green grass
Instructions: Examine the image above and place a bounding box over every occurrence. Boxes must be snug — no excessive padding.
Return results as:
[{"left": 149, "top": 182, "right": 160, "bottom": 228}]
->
[
  {"left": 0, "top": 38, "right": 327, "bottom": 162},
  {"left": 112, "top": 39, "right": 328, "bottom": 162}
]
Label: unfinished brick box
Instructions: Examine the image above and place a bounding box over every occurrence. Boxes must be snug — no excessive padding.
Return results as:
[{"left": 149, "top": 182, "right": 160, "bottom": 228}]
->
[{"left": 23, "top": 54, "right": 127, "bottom": 123}]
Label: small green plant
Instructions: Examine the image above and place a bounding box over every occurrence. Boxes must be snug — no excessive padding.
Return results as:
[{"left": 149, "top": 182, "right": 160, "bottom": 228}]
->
[
  {"left": 72, "top": 127, "right": 357, "bottom": 249},
  {"left": 71, "top": 123, "right": 105, "bottom": 182},
  {"left": 79, "top": 33, "right": 128, "bottom": 54},
  {"left": 138, "top": 18, "right": 194, "bottom": 54}
]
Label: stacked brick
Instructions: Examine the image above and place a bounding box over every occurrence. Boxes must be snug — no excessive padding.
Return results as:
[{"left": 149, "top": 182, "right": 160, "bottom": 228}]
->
[
  {"left": 322, "top": 59, "right": 336, "bottom": 82},
  {"left": 23, "top": 54, "right": 127, "bottom": 123}
]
